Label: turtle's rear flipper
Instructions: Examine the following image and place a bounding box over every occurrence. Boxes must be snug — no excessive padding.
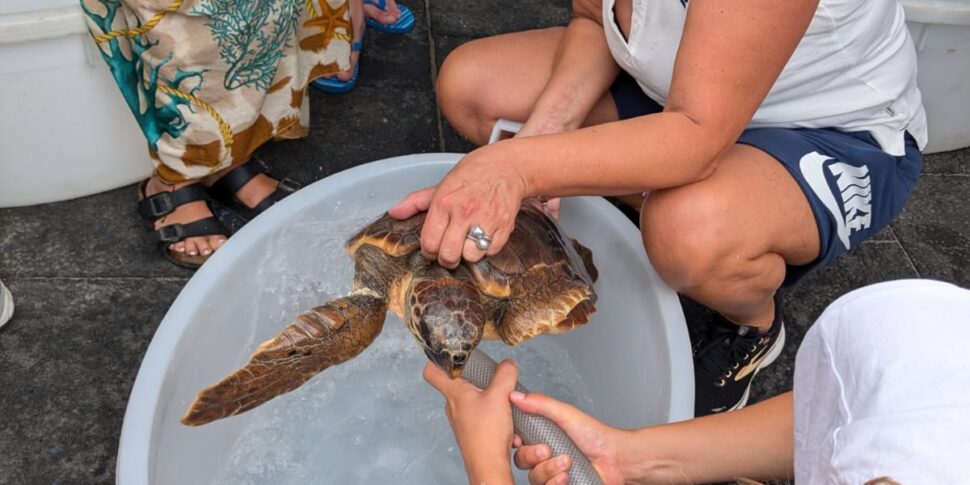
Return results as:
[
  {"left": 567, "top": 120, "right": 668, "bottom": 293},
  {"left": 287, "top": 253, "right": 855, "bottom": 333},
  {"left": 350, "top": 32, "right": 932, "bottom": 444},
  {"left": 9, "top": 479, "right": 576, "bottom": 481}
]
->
[{"left": 181, "top": 293, "right": 387, "bottom": 426}]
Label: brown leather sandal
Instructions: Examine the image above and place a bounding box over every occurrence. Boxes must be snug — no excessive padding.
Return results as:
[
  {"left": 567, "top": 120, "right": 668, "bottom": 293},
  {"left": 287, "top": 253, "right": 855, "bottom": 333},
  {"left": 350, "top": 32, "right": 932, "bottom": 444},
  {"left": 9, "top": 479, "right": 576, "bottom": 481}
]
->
[
  {"left": 206, "top": 160, "right": 301, "bottom": 222},
  {"left": 137, "top": 181, "right": 230, "bottom": 269}
]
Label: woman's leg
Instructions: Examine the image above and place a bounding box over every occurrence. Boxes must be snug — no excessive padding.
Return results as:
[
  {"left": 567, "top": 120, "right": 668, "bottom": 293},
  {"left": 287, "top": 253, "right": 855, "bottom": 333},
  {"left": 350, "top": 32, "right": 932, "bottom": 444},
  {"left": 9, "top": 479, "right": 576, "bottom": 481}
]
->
[
  {"left": 641, "top": 143, "right": 819, "bottom": 415},
  {"left": 640, "top": 143, "right": 819, "bottom": 328},
  {"left": 436, "top": 27, "right": 619, "bottom": 146},
  {"left": 84, "top": 0, "right": 353, "bottom": 264}
]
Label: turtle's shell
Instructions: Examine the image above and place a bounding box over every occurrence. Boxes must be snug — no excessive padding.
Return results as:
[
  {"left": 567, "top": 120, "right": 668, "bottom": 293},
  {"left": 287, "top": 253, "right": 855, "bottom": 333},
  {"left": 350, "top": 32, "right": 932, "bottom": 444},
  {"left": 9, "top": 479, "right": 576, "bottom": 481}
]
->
[{"left": 345, "top": 201, "right": 598, "bottom": 344}]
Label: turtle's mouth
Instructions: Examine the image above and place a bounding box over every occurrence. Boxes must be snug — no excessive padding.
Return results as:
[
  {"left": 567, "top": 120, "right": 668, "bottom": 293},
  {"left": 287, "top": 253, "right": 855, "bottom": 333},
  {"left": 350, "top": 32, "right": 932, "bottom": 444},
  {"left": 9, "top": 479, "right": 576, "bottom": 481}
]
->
[{"left": 424, "top": 348, "right": 468, "bottom": 379}]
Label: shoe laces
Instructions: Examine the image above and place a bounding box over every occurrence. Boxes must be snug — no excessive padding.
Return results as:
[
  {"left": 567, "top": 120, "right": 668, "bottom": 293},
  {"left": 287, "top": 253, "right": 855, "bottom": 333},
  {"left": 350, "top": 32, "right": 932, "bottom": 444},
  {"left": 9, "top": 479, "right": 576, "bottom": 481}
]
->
[{"left": 694, "top": 321, "right": 769, "bottom": 388}]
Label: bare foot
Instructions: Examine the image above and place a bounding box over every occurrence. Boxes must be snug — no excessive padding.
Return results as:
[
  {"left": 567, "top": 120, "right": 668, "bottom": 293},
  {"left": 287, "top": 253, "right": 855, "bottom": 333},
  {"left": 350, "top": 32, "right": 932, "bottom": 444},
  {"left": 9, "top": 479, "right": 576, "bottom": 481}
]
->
[
  {"left": 362, "top": 0, "right": 401, "bottom": 25},
  {"left": 145, "top": 177, "right": 227, "bottom": 257}
]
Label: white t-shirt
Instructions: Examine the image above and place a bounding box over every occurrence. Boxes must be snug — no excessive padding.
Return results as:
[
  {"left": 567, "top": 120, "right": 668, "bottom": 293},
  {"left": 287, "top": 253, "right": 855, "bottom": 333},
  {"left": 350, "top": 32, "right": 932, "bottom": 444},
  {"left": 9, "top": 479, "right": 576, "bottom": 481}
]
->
[
  {"left": 602, "top": 0, "right": 927, "bottom": 156},
  {"left": 793, "top": 280, "right": 970, "bottom": 484}
]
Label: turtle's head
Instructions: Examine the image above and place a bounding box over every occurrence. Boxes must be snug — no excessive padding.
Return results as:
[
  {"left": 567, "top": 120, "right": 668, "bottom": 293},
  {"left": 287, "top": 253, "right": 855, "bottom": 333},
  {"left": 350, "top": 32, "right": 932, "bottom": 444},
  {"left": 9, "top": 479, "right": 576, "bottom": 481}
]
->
[{"left": 406, "top": 277, "right": 486, "bottom": 378}]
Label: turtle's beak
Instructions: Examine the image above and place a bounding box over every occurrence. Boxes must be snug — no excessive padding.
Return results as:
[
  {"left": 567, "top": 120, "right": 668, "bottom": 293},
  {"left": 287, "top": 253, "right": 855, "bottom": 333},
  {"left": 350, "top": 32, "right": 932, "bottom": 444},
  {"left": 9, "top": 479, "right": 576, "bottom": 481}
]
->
[
  {"left": 447, "top": 351, "right": 468, "bottom": 379},
  {"left": 424, "top": 348, "right": 468, "bottom": 379}
]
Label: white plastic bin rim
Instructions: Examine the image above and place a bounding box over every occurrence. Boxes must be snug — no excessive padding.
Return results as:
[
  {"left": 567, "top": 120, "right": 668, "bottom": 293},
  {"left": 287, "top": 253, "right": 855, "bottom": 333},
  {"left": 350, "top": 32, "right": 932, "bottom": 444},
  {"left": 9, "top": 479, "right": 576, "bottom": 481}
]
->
[
  {"left": 901, "top": 0, "right": 970, "bottom": 25},
  {"left": 0, "top": 3, "right": 87, "bottom": 45}
]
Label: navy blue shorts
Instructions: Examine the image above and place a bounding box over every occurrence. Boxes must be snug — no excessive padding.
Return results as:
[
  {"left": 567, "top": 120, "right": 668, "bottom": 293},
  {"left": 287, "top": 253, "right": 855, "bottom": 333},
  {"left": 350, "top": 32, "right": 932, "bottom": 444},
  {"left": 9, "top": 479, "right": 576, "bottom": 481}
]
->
[{"left": 610, "top": 72, "right": 922, "bottom": 285}]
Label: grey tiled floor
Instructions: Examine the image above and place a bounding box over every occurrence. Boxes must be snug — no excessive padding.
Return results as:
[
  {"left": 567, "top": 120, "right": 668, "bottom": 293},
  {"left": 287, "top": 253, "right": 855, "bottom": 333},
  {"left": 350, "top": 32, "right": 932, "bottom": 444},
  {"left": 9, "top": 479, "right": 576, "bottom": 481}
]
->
[{"left": 2, "top": 1, "right": 968, "bottom": 483}]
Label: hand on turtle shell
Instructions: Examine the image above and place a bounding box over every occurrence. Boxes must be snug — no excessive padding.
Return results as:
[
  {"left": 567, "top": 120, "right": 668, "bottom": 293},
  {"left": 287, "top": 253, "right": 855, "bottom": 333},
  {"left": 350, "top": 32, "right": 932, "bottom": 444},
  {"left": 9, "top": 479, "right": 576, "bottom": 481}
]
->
[
  {"left": 389, "top": 146, "right": 529, "bottom": 268},
  {"left": 510, "top": 392, "right": 628, "bottom": 485},
  {"left": 423, "top": 360, "right": 518, "bottom": 482}
]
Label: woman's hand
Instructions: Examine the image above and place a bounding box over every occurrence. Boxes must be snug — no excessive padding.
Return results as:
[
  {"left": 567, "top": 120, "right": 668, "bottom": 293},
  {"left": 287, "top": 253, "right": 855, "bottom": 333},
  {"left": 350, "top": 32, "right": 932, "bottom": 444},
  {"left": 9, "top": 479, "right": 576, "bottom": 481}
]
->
[
  {"left": 510, "top": 392, "right": 629, "bottom": 485},
  {"left": 423, "top": 361, "right": 518, "bottom": 484},
  {"left": 389, "top": 144, "right": 529, "bottom": 268}
]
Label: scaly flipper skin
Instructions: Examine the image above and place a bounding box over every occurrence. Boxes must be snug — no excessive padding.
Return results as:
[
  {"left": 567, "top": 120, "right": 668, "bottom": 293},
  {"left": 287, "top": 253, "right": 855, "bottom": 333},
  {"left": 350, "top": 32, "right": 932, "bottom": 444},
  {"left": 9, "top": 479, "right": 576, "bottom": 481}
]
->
[{"left": 181, "top": 294, "right": 387, "bottom": 426}]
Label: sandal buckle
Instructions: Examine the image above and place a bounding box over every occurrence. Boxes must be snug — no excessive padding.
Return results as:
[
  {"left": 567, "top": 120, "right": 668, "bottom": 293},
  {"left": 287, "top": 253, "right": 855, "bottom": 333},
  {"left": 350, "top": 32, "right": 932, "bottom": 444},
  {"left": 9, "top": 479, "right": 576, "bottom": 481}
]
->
[
  {"left": 156, "top": 224, "right": 185, "bottom": 243},
  {"left": 278, "top": 178, "right": 301, "bottom": 194},
  {"left": 146, "top": 192, "right": 176, "bottom": 218}
]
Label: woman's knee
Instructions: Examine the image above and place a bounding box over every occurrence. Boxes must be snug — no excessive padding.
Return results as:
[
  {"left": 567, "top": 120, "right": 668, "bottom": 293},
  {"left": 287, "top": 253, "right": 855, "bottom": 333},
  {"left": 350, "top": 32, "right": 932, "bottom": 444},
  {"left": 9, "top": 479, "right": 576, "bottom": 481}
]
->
[
  {"left": 640, "top": 189, "right": 737, "bottom": 289},
  {"left": 436, "top": 41, "right": 499, "bottom": 143}
]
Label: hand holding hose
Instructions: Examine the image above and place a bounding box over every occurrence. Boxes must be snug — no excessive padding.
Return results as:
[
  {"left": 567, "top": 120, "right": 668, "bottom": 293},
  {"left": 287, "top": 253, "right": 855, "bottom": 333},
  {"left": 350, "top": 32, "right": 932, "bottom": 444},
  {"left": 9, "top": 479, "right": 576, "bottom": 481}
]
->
[
  {"left": 423, "top": 360, "right": 518, "bottom": 484},
  {"left": 424, "top": 356, "right": 627, "bottom": 485},
  {"left": 509, "top": 392, "right": 626, "bottom": 485}
]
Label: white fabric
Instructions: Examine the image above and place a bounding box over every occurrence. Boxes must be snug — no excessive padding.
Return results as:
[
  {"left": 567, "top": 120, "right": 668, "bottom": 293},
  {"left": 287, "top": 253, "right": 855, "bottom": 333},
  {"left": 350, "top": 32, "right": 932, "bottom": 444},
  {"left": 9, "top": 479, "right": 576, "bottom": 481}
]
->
[
  {"left": 602, "top": 0, "right": 927, "bottom": 156},
  {"left": 793, "top": 280, "right": 970, "bottom": 484}
]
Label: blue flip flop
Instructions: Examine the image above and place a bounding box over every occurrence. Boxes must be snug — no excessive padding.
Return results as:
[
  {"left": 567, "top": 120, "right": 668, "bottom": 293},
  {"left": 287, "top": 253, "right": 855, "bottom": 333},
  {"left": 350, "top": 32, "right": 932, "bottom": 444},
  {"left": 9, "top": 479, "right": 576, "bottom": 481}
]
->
[
  {"left": 312, "top": 41, "right": 362, "bottom": 94},
  {"left": 364, "top": 0, "right": 414, "bottom": 34}
]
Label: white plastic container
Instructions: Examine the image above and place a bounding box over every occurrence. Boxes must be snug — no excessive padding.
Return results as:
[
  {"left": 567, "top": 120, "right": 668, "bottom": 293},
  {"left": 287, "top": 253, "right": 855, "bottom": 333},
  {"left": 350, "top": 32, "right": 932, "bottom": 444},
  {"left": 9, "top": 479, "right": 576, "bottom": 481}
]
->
[
  {"left": 116, "top": 154, "right": 694, "bottom": 484},
  {"left": 0, "top": 0, "right": 151, "bottom": 208},
  {"left": 902, "top": 0, "right": 970, "bottom": 153}
]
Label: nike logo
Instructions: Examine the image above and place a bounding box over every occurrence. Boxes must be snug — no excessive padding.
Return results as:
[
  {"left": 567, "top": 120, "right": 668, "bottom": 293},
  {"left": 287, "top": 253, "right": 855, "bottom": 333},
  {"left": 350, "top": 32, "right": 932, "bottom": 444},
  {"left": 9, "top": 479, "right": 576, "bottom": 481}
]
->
[{"left": 799, "top": 152, "right": 873, "bottom": 250}]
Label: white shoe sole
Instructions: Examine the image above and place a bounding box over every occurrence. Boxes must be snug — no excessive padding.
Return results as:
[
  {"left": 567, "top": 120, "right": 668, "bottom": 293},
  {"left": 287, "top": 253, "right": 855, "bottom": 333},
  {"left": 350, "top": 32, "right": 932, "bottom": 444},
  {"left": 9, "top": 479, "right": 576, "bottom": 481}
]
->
[
  {"left": 0, "top": 283, "right": 13, "bottom": 328},
  {"left": 727, "top": 323, "right": 786, "bottom": 412}
]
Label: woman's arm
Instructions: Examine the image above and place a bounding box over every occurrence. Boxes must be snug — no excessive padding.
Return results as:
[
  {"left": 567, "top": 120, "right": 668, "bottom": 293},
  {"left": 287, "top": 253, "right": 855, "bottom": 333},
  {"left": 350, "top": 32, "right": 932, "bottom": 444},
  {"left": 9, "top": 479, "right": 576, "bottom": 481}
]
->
[
  {"left": 506, "top": 0, "right": 820, "bottom": 196},
  {"left": 627, "top": 392, "right": 794, "bottom": 483},
  {"left": 513, "top": 392, "right": 795, "bottom": 484},
  {"left": 517, "top": 2, "right": 620, "bottom": 137}
]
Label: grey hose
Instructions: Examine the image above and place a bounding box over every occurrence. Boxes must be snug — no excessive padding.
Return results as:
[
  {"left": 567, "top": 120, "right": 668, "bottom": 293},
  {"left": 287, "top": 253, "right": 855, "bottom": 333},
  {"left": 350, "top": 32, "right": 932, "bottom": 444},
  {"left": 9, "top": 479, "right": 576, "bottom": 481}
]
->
[{"left": 462, "top": 349, "right": 605, "bottom": 485}]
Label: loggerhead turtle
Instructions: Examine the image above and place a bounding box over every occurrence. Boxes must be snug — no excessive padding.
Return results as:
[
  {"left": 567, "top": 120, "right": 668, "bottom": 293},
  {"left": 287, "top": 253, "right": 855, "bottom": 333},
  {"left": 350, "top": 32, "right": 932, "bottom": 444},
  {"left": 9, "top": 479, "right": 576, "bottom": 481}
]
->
[{"left": 182, "top": 200, "right": 598, "bottom": 426}]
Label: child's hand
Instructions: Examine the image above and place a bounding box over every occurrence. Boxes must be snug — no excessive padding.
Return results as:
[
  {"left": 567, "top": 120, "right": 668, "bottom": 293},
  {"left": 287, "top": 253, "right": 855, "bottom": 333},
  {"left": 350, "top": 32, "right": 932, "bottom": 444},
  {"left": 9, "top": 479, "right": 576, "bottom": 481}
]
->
[
  {"left": 424, "top": 360, "right": 519, "bottom": 483},
  {"left": 510, "top": 392, "right": 628, "bottom": 485}
]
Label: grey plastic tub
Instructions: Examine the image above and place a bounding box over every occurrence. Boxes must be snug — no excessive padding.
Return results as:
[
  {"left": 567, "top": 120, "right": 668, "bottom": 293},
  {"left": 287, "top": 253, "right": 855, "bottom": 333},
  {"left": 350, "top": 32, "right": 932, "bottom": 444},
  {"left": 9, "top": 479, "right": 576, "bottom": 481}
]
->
[{"left": 116, "top": 153, "right": 693, "bottom": 484}]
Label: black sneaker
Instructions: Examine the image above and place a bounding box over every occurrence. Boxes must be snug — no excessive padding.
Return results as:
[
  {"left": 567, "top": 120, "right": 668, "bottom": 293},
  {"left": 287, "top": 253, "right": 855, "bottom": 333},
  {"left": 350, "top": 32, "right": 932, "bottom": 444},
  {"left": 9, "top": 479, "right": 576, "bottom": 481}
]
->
[{"left": 692, "top": 294, "right": 786, "bottom": 417}]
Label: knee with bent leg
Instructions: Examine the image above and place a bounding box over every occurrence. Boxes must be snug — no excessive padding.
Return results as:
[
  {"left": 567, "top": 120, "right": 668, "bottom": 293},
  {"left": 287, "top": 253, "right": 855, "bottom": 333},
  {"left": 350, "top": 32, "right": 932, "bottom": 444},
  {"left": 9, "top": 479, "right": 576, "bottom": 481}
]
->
[
  {"left": 436, "top": 41, "right": 501, "bottom": 145},
  {"left": 639, "top": 190, "right": 735, "bottom": 290}
]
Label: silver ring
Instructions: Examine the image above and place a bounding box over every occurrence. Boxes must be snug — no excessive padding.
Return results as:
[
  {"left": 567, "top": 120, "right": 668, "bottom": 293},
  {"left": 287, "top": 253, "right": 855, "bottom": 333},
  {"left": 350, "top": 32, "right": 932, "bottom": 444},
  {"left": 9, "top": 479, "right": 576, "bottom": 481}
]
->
[{"left": 467, "top": 225, "right": 492, "bottom": 251}]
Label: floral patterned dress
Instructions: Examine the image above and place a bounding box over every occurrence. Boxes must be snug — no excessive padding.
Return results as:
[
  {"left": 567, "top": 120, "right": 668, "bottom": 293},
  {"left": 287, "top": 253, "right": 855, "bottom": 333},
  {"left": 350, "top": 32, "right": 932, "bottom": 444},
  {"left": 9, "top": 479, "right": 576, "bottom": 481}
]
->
[{"left": 81, "top": 0, "right": 353, "bottom": 182}]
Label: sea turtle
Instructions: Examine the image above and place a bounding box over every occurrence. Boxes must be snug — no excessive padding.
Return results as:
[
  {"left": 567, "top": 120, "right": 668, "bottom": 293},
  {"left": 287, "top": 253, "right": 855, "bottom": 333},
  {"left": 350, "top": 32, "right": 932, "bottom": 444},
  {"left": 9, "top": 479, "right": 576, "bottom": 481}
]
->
[{"left": 182, "top": 200, "right": 598, "bottom": 426}]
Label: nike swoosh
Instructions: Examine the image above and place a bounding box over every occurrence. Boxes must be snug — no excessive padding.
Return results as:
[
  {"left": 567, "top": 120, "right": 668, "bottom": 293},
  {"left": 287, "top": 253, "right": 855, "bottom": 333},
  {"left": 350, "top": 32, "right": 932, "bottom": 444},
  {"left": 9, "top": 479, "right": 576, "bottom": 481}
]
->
[
  {"left": 734, "top": 345, "right": 771, "bottom": 381},
  {"left": 799, "top": 152, "right": 850, "bottom": 250}
]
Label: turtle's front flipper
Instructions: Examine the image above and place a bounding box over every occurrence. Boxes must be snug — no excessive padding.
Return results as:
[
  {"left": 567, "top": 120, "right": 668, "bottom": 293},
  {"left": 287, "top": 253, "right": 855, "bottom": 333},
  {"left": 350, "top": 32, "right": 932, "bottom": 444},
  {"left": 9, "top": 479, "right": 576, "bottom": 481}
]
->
[{"left": 181, "top": 292, "right": 387, "bottom": 426}]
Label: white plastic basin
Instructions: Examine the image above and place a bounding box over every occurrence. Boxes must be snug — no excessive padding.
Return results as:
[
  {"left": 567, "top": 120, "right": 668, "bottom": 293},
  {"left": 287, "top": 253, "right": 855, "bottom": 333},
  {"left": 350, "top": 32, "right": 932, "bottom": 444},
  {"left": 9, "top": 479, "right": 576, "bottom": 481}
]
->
[
  {"left": 0, "top": 0, "right": 151, "bottom": 208},
  {"left": 902, "top": 0, "right": 970, "bottom": 153},
  {"left": 116, "top": 154, "right": 693, "bottom": 484}
]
